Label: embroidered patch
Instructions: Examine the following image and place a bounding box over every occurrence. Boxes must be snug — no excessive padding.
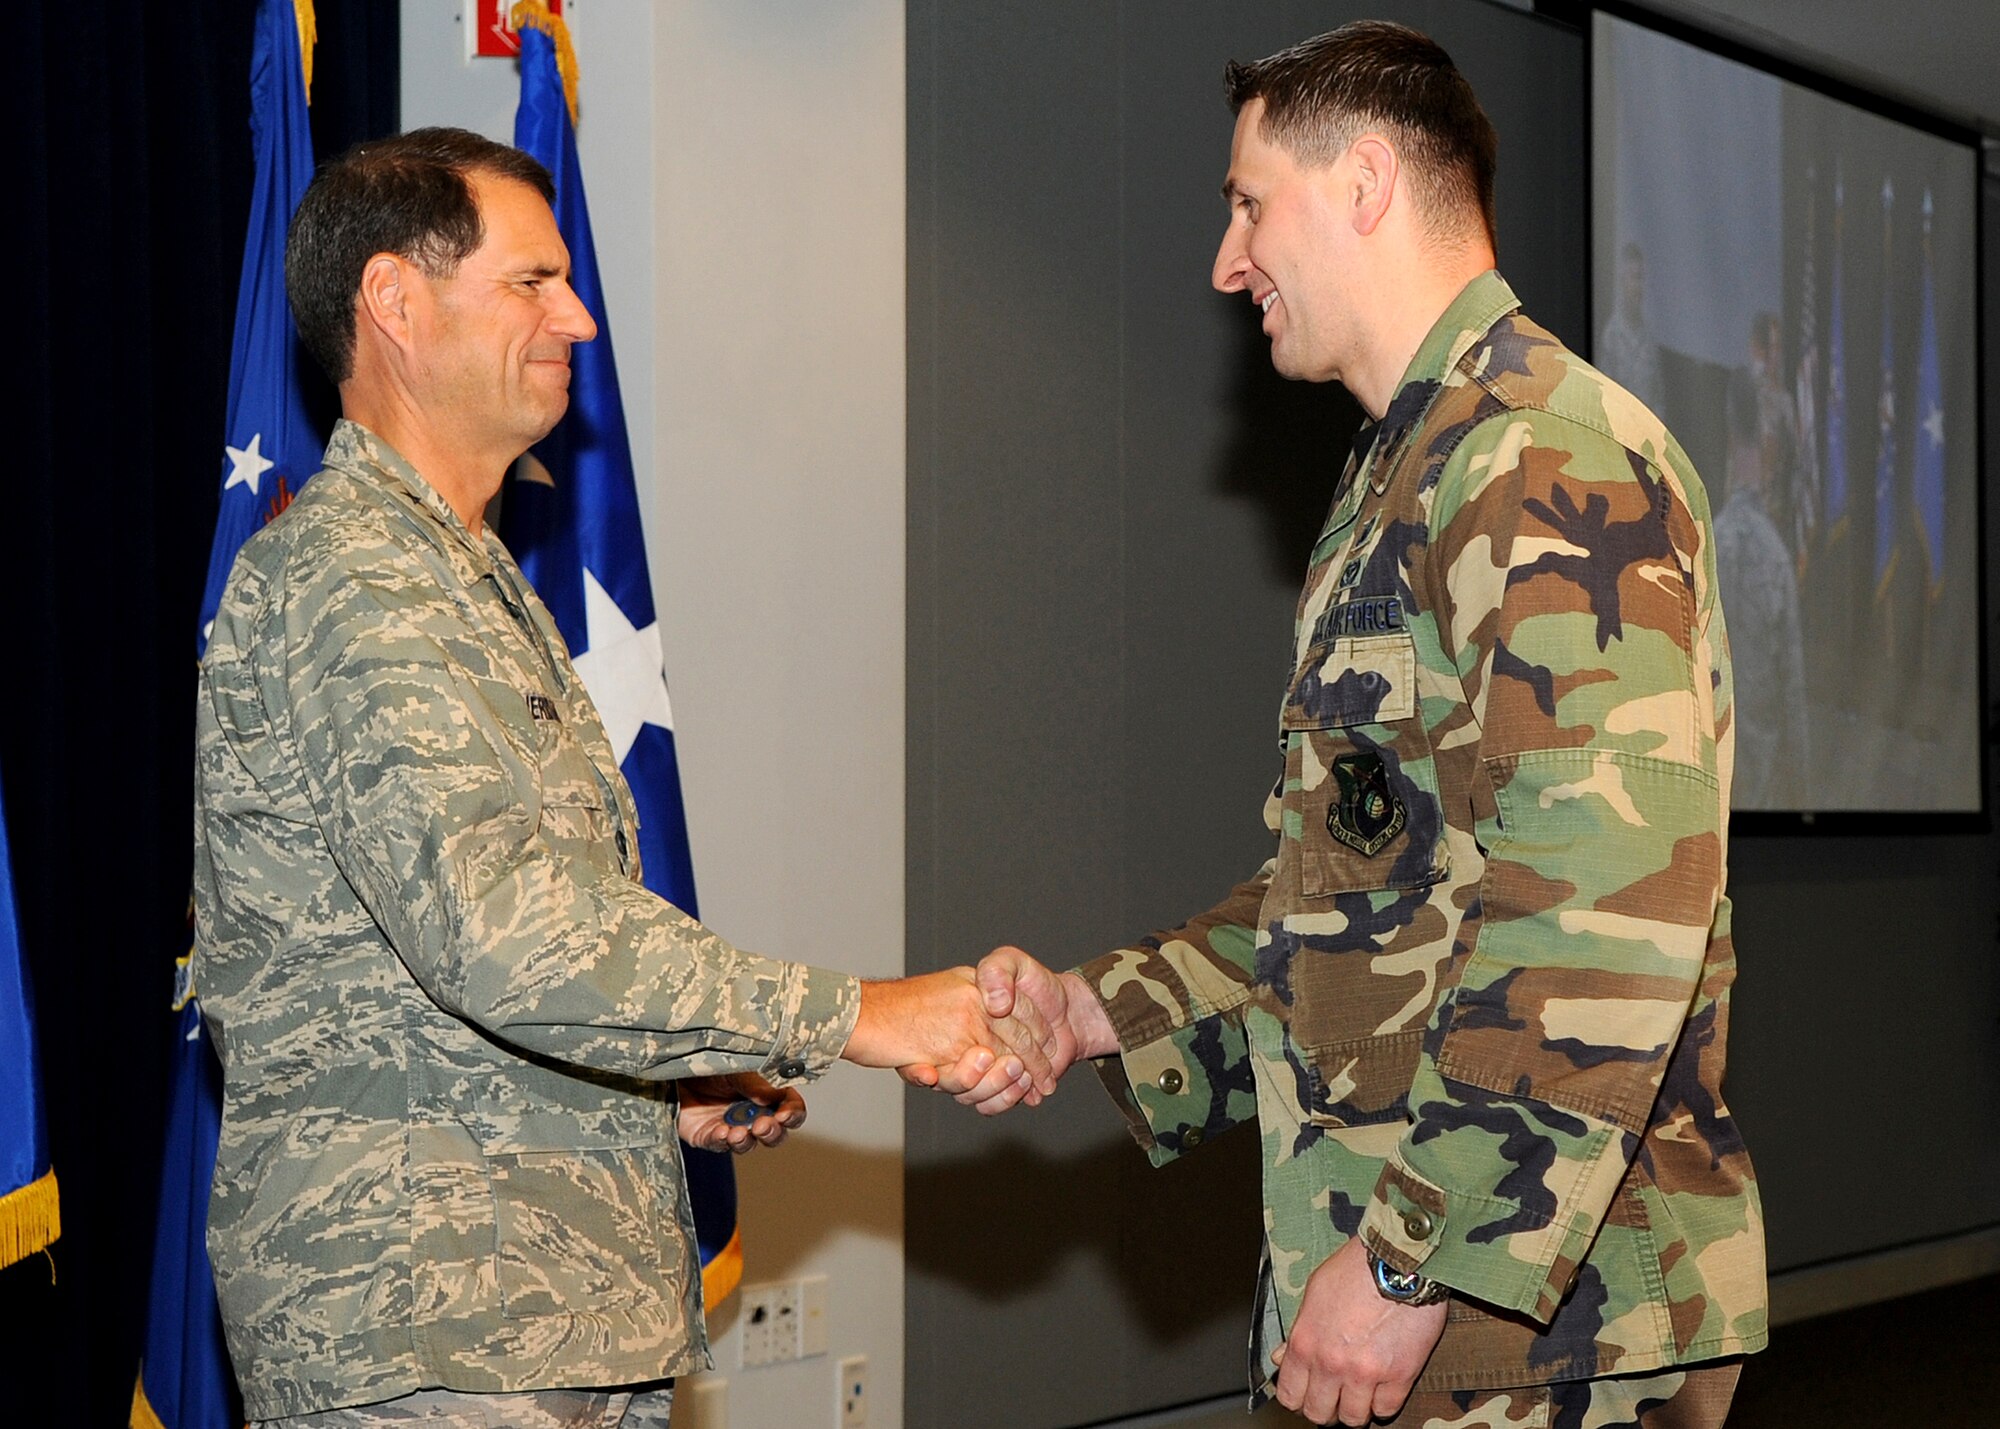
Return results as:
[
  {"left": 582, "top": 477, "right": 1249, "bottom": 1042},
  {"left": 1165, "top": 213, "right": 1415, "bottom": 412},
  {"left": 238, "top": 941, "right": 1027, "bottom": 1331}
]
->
[
  {"left": 527, "top": 693, "right": 561, "bottom": 723},
  {"left": 1338, "top": 557, "right": 1365, "bottom": 590},
  {"left": 1354, "top": 514, "right": 1379, "bottom": 548},
  {"left": 1327, "top": 752, "right": 1406, "bottom": 857},
  {"left": 1312, "top": 595, "right": 1405, "bottom": 644}
]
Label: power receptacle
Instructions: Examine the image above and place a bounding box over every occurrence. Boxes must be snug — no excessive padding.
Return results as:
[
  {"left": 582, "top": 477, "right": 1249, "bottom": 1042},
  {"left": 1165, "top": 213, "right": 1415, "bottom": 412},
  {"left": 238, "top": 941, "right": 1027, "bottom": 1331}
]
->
[
  {"left": 839, "top": 1354, "right": 869, "bottom": 1428},
  {"left": 799, "top": 1274, "right": 829, "bottom": 1358},
  {"left": 767, "top": 1279, "right": 802, "bottom": 1362},
  {"left": 738, "top": 1282, "right": 780, "bottom": 1367},
  {"left": 739, "top": 1279, "right": 804, "bottom": 1367}
]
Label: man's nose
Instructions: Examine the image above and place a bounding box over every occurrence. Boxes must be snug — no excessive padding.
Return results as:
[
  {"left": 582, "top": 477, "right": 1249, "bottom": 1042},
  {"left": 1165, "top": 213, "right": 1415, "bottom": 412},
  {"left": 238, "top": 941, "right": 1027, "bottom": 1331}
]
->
[
  {"left": 1213, "top": 225, "right": 1249, "bottom": 294},
  {"left": 551, "top": 282, "right": 598, "bottom": 343}
]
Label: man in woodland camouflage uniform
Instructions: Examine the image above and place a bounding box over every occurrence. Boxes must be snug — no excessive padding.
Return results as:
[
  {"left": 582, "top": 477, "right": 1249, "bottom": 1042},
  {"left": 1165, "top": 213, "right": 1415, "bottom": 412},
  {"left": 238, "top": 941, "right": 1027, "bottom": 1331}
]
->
[
  {"left": 950, "top": 24, "right": 1767, "bottom": 1428},
  {"left": 193, "top": 129, "right": 1054, "bottom": 1427}
]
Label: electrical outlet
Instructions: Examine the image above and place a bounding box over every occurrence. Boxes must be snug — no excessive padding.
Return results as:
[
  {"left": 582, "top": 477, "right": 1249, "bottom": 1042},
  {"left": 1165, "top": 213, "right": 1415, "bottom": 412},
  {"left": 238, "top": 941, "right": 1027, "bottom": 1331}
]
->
[
  {"left": 768, "top": 1279, "right": 802, "bottom": 1362},
  {"left": 739, "top": 1283, "right": 780, "bottom": 1368},
  {"left": 739, "top": 1279, "right": 803, "bottom": 1367},
  {"left": 799, "top": 1274, "right": 829, "bottom": 1358},
  {"left": 838, "top": 1355, "right": 868, "bottom": 1428}
]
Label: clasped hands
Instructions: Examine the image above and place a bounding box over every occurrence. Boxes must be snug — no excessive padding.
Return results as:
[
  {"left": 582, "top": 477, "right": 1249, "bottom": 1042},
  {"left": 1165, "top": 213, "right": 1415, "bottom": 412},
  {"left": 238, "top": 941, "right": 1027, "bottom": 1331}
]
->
[
  {"left": 677, "top": 946, "right": 1096, "bottom": 1154},
  {"left": 862, "top": 947, "right": 1117, "bottom": 1114}
]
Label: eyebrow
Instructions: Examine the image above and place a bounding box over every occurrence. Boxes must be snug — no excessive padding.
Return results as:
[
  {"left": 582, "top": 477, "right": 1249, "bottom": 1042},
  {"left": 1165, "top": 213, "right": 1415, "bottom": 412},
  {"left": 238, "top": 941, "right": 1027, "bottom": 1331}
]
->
[{"left": 1221, "top": 177, "right": 1246, "bottom": 203}]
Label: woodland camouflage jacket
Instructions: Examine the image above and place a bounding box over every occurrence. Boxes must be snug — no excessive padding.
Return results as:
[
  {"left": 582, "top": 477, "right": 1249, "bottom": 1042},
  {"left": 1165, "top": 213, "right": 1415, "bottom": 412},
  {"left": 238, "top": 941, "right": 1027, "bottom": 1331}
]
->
[
  {"left": 1076, "top": 272, "right": 1768, "bottom": 1394},
  {"left": 193, "top": 422, "right": 860, "bottom": 1417}
]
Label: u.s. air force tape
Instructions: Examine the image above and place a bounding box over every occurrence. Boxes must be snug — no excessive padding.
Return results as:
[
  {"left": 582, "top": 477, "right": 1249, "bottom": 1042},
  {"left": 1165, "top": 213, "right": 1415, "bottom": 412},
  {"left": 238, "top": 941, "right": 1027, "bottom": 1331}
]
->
[{"left": 1313, "top": 594, "right": 1404, "bottom": 644}]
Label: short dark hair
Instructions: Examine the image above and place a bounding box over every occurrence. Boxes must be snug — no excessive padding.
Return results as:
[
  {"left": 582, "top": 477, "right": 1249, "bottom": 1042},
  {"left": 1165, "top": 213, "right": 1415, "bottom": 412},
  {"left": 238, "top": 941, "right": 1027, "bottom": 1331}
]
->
[
  {"left": 286, "top": 127, "right": 556, "bottom": 384},
  {"left": 1224, "top": 21, "right": 1497, "bottom": 249}
]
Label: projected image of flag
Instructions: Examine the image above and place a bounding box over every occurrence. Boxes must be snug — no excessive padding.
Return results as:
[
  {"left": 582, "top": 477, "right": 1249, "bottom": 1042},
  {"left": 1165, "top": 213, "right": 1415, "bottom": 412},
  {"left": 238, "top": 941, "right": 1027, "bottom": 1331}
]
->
[
  {"left": 1791, "top": 164, "right": 1820, "bottom": 572},
  {"left": 1824, "top": 167, "right": 1848, "bottom": 539},
  {"left": 1872, "top": 176, "right": 1898, "bottom": 602},
  {"left": 1912, "top": 189, "right": 1944, "bottom": 598}
]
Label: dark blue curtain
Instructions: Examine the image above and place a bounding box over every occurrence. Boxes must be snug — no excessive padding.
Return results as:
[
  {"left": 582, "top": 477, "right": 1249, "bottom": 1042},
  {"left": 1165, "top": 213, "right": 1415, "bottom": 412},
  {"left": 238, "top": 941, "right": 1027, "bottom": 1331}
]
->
[{"left": 1, "top": 3, "right": 394, "bottom": 1419}]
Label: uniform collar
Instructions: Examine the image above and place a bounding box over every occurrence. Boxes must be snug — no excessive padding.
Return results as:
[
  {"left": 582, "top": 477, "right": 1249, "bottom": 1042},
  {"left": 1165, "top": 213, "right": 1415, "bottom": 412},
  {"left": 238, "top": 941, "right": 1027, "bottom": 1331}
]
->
[
  {"left": 321, "top": 419, "right": 503, "bottom": 586},
  {"left": 1360, "top": 269, "right": 1520, "bottom": 492}
]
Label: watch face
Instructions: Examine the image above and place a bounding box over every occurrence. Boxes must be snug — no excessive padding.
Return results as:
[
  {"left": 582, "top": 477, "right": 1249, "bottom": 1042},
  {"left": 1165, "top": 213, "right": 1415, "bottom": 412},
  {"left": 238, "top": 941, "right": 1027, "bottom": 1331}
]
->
[{"left": 1371, "top": 1252, "right": 1445, "bottom": 1304}]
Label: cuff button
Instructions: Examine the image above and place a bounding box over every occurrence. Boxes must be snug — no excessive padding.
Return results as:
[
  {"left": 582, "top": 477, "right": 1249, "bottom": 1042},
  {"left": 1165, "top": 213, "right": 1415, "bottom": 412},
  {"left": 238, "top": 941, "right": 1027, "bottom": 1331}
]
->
[
  {"left": 1156, "top": 1068, "right": 1185, "bottom": 1094},
  {"left": 777, "top": 1058, "right": 807, "bottom": 1080},
  {"left": 1403, "top": 1211, "right": 1434, "bottom": 1240},
  {"left": 1182, "top": 1126, "right": 1204, "bottom": 1148}
]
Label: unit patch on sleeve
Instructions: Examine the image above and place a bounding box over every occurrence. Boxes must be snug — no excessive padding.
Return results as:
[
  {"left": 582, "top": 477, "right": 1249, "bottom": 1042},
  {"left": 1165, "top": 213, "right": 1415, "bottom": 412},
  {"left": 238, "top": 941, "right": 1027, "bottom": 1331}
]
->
[{"left": 1327, "top": 751, "right": 1406, "bottom": 856}]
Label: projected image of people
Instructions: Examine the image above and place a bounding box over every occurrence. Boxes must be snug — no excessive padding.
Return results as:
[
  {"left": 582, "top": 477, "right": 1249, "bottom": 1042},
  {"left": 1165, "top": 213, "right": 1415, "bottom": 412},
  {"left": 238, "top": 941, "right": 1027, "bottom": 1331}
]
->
[
  {"left": 1715, "top": 367, "right": 1808, "bottom": 808},
  {"left": 1593, "top": 15, "right": 1980, "bottom": 813}
]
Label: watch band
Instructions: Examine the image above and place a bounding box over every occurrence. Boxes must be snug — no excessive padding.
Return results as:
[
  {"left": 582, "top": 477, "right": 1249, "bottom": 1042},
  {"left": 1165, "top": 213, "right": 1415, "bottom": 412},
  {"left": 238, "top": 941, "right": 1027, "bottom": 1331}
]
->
[{"left": 1368, "top": 1249, "right": 1450, "bottom": 1307}]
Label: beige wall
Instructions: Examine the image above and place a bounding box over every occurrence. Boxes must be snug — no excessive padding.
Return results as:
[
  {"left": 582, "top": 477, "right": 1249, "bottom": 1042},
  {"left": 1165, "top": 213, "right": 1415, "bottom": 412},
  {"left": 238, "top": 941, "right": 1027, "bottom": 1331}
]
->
[{"left": 400, "top": 4, "right": 906, "bottom": 1426}]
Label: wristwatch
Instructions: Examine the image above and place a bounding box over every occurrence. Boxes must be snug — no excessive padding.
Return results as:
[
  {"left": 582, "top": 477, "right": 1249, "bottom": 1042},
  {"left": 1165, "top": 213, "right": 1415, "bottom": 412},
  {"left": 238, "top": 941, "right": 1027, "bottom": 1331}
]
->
[{"left": 1367, "top": 1249, "right": 1450, "bottom": 1307}]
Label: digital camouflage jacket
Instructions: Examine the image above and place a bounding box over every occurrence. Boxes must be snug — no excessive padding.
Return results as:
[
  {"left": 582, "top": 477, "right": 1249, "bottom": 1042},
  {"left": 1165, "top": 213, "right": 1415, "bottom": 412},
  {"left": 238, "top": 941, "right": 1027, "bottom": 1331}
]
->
[
  {"left": 193, "top": 422, "right": 860, "bottom": 1417},
  {"left": 1076, "top": 272, "right": 1767, "bottom": 1394}
]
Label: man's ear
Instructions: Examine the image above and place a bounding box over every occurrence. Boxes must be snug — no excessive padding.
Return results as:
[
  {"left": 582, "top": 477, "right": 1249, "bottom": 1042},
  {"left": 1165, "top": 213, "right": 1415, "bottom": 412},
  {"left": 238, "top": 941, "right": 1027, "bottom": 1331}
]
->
[
  {"left": 356, "top": 252, "right": 417, "bottom": 352},
  {"left": 1348, "top": 134, "right": 1400, "bottom": 238}
]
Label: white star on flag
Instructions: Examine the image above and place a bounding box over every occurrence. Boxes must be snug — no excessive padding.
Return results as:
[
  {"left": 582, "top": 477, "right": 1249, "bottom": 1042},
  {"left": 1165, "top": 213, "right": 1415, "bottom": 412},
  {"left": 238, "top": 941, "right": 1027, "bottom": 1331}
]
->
[
  {"left": 570, "top": 568, "right": 675, "bottom": 764},
  {"left": 224, "top": 432, "right": 275, "bottom": 494},
  {"left": 1923, "top": 404, "right": 1945, "bottom": 451}
]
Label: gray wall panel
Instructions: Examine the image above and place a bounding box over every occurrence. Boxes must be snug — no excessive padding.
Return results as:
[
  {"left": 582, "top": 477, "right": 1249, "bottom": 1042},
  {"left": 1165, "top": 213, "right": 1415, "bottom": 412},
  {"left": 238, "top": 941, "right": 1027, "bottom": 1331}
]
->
[{"left": 909, "top": 5, "right": 1589, "bottom": 1426}]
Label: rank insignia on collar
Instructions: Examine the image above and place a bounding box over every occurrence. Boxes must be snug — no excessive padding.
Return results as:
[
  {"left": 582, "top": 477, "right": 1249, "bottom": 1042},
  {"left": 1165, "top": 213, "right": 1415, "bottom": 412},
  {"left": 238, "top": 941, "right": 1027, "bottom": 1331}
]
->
[
  {"left": 1327, "top": 751, "right": 1405, "bottom": 856},
  {"left": 527, "top": 693, "right": 561, "bottom": 723}
]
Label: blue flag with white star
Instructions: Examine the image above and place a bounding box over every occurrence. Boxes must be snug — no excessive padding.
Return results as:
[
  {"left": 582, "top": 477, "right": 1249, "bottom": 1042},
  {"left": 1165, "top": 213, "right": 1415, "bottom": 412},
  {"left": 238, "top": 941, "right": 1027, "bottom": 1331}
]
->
[
  {"left": 1912, "top": 190, "right": 1944, "bottom": 597},
  {"left": 139, "top": 1, "right": 318, "bottom": 1423},
  {"left": 1872, "top": 177, "right": 1899, "bottom": 600},
  {"left": 506, "top": 10, "right": 742, "bottom": 1307},
  {"left": 0, "top": 780, "right": 59, "bottom": 1272},
  {"left": 196, "top": 0, "right": 322, "bottom": 648}
]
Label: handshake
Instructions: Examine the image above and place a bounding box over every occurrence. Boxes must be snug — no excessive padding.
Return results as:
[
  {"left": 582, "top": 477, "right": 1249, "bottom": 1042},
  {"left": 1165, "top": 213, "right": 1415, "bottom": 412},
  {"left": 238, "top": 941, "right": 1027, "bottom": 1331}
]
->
[
  {"left": 677, "top": 947, "right": 1120, "bottom": 1155},
  {"left": 848, "top": 947, "right": 1122, "bottom": 1112}
]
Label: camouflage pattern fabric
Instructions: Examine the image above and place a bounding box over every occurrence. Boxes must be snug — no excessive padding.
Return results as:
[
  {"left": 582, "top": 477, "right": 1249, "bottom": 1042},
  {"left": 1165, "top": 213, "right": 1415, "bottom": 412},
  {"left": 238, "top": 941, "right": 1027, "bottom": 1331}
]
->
[
  {"left": 1077, "top": 272, "right": 1766, "bottom": 1396},
  {"left": 195, "top": 421, "right": 860, "bottom": 1417},
  {"left": 257, "top": 1381, "right": 674, "bottom": 1429},
  {"left": 1356, "top": 1358, "right": 1740, "bottom": 1428}
]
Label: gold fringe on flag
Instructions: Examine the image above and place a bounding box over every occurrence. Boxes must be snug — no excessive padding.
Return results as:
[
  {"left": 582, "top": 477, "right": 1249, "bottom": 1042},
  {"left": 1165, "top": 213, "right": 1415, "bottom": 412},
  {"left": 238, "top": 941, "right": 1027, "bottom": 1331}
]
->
[
  {"left": 0, "top": 1166, "right": 59, "bottom": 1271},
  {"left": 295, "top": 0, "right": 317, "bottom": 105},
  {"left": 510, "top": 0, "right": 580, "bottom": 128},
  {"left": 130, "top": 1374, "right": 169, "bottom": 1429},
  {"left": 701, "top": 1224, "right": 744, "bottom": 1315}
]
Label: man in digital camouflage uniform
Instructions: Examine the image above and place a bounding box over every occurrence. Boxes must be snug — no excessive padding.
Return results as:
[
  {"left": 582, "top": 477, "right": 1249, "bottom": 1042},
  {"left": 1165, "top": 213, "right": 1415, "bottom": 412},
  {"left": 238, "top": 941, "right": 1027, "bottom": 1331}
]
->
[
  {"left": 955, "top": 23, "right": 1767, "bottom": 1429},
  {"left": 194, "top": 128, "right": 1054, "bottom": 1428}
]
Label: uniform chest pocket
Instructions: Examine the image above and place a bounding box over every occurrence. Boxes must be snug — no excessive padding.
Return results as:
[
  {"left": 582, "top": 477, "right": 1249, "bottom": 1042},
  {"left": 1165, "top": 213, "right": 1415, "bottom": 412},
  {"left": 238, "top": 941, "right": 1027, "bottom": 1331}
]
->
[
  {"left": 1281, "top": 631, "right": 1448, "bottom": 897},
  {"left": 536, "top": 723, "right": 623, "bottom": 871}
]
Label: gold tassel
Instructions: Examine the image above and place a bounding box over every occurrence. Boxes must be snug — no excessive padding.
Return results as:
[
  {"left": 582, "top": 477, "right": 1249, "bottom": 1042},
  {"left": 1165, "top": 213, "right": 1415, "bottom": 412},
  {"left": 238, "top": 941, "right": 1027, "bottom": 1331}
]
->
[
  {"left": 0, "top": 1167, "right": 60, "bottom": 1271},
  {"left": 294, "top": 0, "right": 317, "bottom": 105},
  {"left": 510, "top": 0, "right": 580, "bottom": 128}
]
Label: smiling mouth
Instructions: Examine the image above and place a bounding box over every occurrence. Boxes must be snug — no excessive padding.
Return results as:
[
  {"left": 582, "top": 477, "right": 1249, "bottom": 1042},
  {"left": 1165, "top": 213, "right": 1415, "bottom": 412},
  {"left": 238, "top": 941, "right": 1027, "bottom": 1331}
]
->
[{"left": 1260, "top": 292, "right": 1277, "bottom": 315}]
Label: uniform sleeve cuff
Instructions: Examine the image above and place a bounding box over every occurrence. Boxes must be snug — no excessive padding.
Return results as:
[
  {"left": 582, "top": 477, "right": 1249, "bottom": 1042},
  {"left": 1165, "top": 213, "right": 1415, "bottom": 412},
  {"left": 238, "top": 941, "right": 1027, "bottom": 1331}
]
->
[{"left": 762, "top": 965, "right": 862, "bottom": 1084}]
